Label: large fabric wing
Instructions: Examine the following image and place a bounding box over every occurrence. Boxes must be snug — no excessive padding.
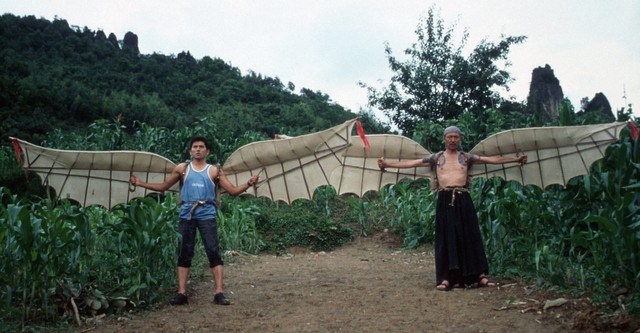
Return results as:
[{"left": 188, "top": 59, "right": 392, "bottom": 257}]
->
[
  {"left": 222, "top": 119, "right": 432, "bottom": 203},
  {"left": 10, "top": 137, "right": 178, "bottom": 207},
  {"left": 468, "top": 122, "right": 627, "bottom": 188},
  {"left": 13, "top": 120, "right": 624, "bottom": 207},
  {"left": 222, "top": 119, "right": 357, "bottom": 204},
  {"left": 329, "top": 134, "right": 431, "bottom": 197}
]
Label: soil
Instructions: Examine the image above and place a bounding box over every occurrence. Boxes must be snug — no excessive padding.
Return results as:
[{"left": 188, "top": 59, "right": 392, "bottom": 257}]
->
[{"left": 88, "top": 232, "right": 635, "bottom": 333}]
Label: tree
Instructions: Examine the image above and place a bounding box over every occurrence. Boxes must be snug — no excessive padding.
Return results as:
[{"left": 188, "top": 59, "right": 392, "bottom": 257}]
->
[
  {"left": 0, "top": 13, "right": 375, "bottom": 144},
  {"left": 361, "top": 7, "right": 526, "bottom": 135}
]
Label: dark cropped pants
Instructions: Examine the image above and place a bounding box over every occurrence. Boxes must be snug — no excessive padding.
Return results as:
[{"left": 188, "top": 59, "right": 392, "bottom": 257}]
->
[{"left": 177, "top": 218, "right": 224, "bottom": 268}]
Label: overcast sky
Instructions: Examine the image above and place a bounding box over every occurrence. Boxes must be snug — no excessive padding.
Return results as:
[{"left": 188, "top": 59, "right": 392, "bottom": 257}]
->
[{"left": 3, "top": 0, "right": 639, "bottom": 121}]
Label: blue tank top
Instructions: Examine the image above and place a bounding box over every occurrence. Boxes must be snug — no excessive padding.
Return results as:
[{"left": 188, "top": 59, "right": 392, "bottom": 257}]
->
[{"left": 179, "top": 163, "right": 217, "bottom": 220}]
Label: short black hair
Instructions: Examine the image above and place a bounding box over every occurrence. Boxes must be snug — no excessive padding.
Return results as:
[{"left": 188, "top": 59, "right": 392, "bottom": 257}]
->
[{"left": 190, "top": 136, "right": 211, "bottom": 150}]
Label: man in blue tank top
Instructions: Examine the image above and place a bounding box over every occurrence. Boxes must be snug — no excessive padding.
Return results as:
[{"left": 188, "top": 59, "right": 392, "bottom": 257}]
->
[{"left": 130, "top": 136, "right": 259, "bottom": 305}]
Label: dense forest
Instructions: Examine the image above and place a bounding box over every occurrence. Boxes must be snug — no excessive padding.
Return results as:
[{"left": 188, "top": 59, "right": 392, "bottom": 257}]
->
[
  {"left": 0, "top": 13, "right": 391, "bottom": 145},
  {"left": 1, "top": 11, "right": 639, "bottom": 332}
]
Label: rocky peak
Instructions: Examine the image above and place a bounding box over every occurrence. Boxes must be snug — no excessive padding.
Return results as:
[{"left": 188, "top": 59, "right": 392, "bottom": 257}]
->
[
  {"left": 582, "top": 92, "right": 615, "bottom": 121},
  {"left": 527, "top": 64, "right": 564, "bottom": 122},
  {"left": 122, "top": 31, "right": 139, "bottom": 54}
]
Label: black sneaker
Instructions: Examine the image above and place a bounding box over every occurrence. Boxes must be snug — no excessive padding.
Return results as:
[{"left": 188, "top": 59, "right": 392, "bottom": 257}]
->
[
  {"left": 213, "top": 292, "right": 230, "bottom": 305},
  {"left": 170, "top": 293, "right": 188, "bottom": 305}
]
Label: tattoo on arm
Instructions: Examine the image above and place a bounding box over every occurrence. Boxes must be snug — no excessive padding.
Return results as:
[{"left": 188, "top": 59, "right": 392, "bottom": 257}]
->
[
  {"left": 438, "top": 154, "right": 445, "bottom": 168},
  {"left": 457, "top": 152, "right": 466, "bottom": 166}
]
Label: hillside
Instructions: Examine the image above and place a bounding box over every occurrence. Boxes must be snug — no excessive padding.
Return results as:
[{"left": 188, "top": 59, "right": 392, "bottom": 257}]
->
[{"left": 0, "top": 13, "right": 386, "bottom": 144}]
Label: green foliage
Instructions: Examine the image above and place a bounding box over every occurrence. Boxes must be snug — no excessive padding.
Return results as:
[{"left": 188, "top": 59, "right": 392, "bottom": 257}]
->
[
  {"left": 0, "top": 193, "right": 168, "bottom": 328},
  {"left": 2, "top": 11, "right": 639, "bottom": 328},
  {"left": 0, "top": 145, "right": 48, "bottom": 200},
  {"left": 0, "top": 189, "right": 272, "bottom": 329},
  {"left": 342, "top": 195, "right": 375, "bottom": 237},
  {"left": 0, "top": 191, "right": 95, "bottom": 328},
  {"left": 34, "top": 115, "right": 269, "bottom": 168},
  {"left": 356, "top": 109, "right": 393, "bottom": 134},
  {"left": 97, "top": 196, "right": 180, "bottom": 302},
  {"left": 256, "top": 201, "right": 353, "bottom": 252},
  {"left": 1, "top": 118, "right": 639, "bottom": 329},
  {"left": 0, "top": 13, "right": 360, "bottom": 144},
  {"left": 374, "top": 180, "right": 436, "bottom": 248},
  {"left": 411, "top": 108, "right": 536, "bottom": 153},
  {"left": 474, "top": 178, "right": 558, "bottom": 280},
  {"left": 565, "top": 131, "right": 640, "bottom": 295},
  {"left": 473, "top": 127, "right": 639, "bottom": 309},
  {"left": 361, "top": 6, "right": 526, "bottom": 134},
  {"left": 41, "top": 119, "right": 127, "bottom": 151},
  {"left": 559, "top": 99, "right": 573, "bottom": 126},
  {"left": 218, "top": 198, "right": 264, "bottom": 254},
  {"left": 372, "top": 119, "right": 640, "bottom": 315},
  {"left": 477, "top": 125, "right": 635, "bottom": 308}
]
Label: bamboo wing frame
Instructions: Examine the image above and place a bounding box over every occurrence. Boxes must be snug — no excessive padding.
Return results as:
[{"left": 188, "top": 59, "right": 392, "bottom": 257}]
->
[
  {"left": 10, "top": 137, "right": 178, "bottom": 208},
  {"left": 221, "top": 119, "right": 431, "bottom": 204},
  {"left": 9, "top": 120, "right": 627, "bottom": 207},
  {"left": 469, "top": 122, "right": 627, "bottom": 188}
]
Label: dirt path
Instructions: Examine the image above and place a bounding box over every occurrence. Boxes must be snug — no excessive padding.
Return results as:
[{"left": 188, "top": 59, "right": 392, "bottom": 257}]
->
[{"left": 91, "top": 233, "right": 595, "bottom": 333}]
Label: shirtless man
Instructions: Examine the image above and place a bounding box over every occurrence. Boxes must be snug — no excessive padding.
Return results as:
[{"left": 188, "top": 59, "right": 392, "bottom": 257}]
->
[{"left": 378, "top": 126, "right": 527, "bottom": 291}]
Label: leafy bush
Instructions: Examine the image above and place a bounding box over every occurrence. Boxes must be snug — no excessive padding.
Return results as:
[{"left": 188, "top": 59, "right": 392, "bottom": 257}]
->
[{"left": 256, "top": 202, "right": 352, "bottom": 252}]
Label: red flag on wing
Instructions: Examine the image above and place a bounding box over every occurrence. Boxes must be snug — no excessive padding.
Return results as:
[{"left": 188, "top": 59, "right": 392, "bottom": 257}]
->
[
  {"left": 630, "top": 121, "right": 638, "bottom": 141},
  {"left": 355, "top": 119, "right": 371, "bottom": 155},
  {"left": 11, "top": 138, "right": 28, "bottom": 180},
  {"left": 12, "top": 138, "right": 22, "bottom": 164}
]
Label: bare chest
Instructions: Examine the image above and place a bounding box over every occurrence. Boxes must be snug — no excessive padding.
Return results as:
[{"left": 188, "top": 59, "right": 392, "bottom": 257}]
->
[{"left": 435, "top": 152, "right": 470, "bottom": 187}]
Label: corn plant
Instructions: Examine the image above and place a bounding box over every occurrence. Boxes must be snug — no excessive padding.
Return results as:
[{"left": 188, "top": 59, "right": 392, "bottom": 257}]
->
[
  {"left": 379, "top": 181, "right": 436, "bottom": 248},
  {"left": 472, "top": 126, "right": 639, "bottom": 312},
  {"left": 217, "top": 198, "right": 263, "bottom": 254},
  {"left": 565, "top": 133, "right": 640, "bottom": 293},
  {"left": 0, "top": 190, "right": 95, "bottom": 327},
  {"left": 311, "top": 186, "right": 339, "bottom": 218},
  {"left": 104, "top": 196, "right": 180, "bottom": 303},
  {"left": 347, "top": 196, "right": 373, "bottom": 237}
]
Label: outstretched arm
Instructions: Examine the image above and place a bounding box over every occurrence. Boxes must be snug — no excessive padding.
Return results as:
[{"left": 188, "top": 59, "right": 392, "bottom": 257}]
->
[
  {"left": 130, "top": 164, "right": 184, "bottom": 192},
  {"left": 378, "top": 157, "right": 431, "bottom": 171},
  {"left": 217, "top": 169, "right": 260, "bottom": 196},
  {"left": 474, "top": 154, "right": 527, "bottom": 165}
]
